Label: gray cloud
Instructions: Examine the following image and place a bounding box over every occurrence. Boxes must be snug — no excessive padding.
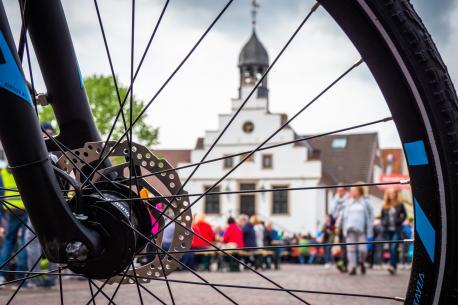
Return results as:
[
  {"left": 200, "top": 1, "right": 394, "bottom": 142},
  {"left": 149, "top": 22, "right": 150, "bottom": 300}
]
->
[
  {"left": 169, "top": 0, "right": 456, "bottom": 42},
  {"left": 412, "top": 0, "right": 456, "bottom": 42}
]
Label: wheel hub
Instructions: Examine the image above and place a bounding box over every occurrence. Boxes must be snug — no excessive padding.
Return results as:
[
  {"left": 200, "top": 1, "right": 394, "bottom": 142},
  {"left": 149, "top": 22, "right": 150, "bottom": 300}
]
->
[{"left": 56, "top": 140, "right": 194, "bottom": 283}]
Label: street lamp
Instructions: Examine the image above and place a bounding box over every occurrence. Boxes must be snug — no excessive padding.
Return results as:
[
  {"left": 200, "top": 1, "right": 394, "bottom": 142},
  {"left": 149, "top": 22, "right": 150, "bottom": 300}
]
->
[{"left": 225, "top": 183, "right": 232, "bottom": 200}]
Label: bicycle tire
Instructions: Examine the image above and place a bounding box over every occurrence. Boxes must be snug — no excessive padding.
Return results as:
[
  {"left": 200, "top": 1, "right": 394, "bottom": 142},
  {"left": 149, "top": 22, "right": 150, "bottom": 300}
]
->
[{"left": 319, "top": 0, "right": 458, "bottom": 304}]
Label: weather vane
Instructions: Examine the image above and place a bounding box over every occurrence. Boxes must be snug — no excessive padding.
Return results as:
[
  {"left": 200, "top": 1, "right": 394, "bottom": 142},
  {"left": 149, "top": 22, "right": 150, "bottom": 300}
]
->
[{"left": 251, "top": 0, "right": 260, "bottom": 30}]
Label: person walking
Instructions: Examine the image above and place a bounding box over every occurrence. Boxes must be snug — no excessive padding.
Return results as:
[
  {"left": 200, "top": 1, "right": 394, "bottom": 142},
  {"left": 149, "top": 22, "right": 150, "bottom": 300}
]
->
[
  {"left": 251, "top": 216, "right": 264, "bottom": 269},
  {"left": 264, "top": 222, "right": 281, "bottom": 270},
  {"left": 298, "top": 234, "right": 311, "bottom": 264},
  {"left": 0, "top": 164, "right": 28, "bottom": 284},
  {"left": 238, "top": 214, "right": 256, "bottom": 267},
  {"left": 321, "top": 214, "right": 334, "bottom": 268},
  {"left": 239, "top": 214, "right": 256, "bottom": 248},
  {"left": 223, "top": 217, "right": 244, "bottom": 248},
  {"left": 191, "top": 213, "right": 215, "bottom": 271},
  {"left": 336, "top": 185, "right": 373, "bottom": 275},
  {"left": 381, "top": 188, "right": 407, "bottom": 275},
  {"left": 331, "top": 186, "right": 349, "bottom": 272},
  {"left": 222, "top": 217, "right": 244, "bottom": 271}
]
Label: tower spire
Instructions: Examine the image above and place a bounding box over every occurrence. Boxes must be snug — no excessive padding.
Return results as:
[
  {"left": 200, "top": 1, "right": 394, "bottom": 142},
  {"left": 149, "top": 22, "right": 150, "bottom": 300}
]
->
[{"left": 251, "top": 0, "right": 260, "bottom": 31}]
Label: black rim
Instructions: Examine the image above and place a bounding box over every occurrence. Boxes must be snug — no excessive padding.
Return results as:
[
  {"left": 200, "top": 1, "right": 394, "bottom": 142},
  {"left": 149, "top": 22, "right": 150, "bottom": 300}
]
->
[{"left": 0, "top": 0, "right": 452, "bottom": 304}]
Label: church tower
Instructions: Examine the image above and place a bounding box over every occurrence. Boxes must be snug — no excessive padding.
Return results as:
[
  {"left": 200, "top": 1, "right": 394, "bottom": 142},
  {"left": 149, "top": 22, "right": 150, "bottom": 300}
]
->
[{"left": 237, "top": 1, "right": 269, "bottom": 101}]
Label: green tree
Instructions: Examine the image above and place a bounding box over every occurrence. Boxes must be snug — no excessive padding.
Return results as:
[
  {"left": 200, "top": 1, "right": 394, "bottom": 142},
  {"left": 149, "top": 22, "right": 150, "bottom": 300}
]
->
[{"left": 39, "top": 75, "right": 159, "bottom": 147}]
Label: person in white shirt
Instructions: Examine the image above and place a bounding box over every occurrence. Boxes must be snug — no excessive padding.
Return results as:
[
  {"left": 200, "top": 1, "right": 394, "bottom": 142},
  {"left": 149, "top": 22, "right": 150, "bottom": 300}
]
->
[{"left": 336, "top": 185, "right": 373, "bottom": 275}]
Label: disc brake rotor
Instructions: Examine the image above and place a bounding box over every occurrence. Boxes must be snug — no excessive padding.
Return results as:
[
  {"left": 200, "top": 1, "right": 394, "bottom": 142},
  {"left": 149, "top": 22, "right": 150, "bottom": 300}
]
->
[{"left": 56, "top": 140, "right": 193, "bottom": 284}]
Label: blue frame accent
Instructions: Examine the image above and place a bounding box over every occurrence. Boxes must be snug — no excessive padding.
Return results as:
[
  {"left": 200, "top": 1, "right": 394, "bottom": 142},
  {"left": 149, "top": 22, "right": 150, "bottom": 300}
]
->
[
  {"left": 404, "top": 140, "right": 429, "bottom": 166},
  {"left": 0, "top": 32, "right": 32, "bottom": 105},
  {"left": 76, "top": 63, "right": 83, "bottom": 88},
  {"left": 414, "top": 198, "right": 435, "bottom": 262}
]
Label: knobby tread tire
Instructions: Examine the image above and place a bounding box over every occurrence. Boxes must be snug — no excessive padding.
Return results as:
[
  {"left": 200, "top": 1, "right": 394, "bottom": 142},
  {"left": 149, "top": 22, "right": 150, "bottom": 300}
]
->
[{"left": 365, "top": 0, "right": 458, "bottom": 303}]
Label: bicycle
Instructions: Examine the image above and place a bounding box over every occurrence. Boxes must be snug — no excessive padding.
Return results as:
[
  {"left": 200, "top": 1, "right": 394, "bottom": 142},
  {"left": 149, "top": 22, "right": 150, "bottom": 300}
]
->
[{"left": 0, "top": 0, "right": 457, "bottom": 304}]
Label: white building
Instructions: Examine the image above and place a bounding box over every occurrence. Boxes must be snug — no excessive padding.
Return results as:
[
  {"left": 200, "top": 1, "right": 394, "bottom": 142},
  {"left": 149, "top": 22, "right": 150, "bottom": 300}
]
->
[{"left": 156, "top": 30, "right": 326, "bottom": 234}]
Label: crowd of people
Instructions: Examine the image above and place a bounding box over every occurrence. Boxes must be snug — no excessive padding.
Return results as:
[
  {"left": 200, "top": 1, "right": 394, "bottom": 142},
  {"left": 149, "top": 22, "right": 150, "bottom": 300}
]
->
[
  {"left": 177, "top": 185, "right": 414, "bottom": 275},
  {"left": 288, "top": 186, "right": 413, "bottom": 276},
  {"left": 178, "top": 213, "right": 283, "bottom": 272}
]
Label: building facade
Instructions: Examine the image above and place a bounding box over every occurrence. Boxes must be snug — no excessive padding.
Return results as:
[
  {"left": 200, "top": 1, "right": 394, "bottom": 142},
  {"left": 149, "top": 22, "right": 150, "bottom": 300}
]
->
[
  {"left": 158, "top": 30, "right": 325, "bottom": 234},
  {"left": 155, "top": 29, "right": 386, "bottom": 233}
]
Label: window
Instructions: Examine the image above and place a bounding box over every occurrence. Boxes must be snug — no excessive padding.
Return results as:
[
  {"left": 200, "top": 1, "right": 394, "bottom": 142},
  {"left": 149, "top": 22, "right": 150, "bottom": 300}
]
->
[
  {"left": 223, "top": 156, "right": 234, "bottom": 169},
  {"left": 385, "top": 153, "right": 394, "bottom": 174},
  {"left": 204, "top": 186, "right": 220, "bottom": 214},
  {"left": 272, "top": 185, "right": 288, "bottom": 214},
  {"left": 240, "top": 183, "right": 256, "bottom": 216},
  {"left": 331, "top": 137, "right": 347, "bottom": 149},
  {"left": 262, "top": 154, "right": 273, "bottom": 169},
  {"left": 240, "top": 153, "right": 254, "bottom": 162},
  {"left": 242, "top": 121, "right": 255, "bottom": 134}
]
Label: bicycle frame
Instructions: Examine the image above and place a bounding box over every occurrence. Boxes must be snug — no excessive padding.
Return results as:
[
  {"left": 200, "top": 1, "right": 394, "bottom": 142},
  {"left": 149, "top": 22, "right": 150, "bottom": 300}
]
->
[{"left": 0, "top": 0, "right": 102, "bottom": 262}]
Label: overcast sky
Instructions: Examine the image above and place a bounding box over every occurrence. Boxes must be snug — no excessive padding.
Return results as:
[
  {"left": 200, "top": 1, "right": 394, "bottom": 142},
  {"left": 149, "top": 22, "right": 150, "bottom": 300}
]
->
[{"left": 4, "top": 0, "right": 458, "bottom": 149}]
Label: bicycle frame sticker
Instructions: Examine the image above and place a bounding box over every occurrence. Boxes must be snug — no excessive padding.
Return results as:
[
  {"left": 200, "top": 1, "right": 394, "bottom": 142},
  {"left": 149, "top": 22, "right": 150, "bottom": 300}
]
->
[
  {"left": 414, "top": 197, "right": 436, "bottom": 262},
  {"left": 403, "top": 140, "right": 429, "bottom": 166},
  {"left": 0, "top": 31, "right": 32, "bottom": 105}
]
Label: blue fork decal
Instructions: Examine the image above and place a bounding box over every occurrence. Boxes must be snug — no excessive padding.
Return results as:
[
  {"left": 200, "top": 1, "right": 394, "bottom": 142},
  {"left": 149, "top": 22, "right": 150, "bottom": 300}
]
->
[{"left": 0, "top": 31, "right": 32, "bottom": 105}]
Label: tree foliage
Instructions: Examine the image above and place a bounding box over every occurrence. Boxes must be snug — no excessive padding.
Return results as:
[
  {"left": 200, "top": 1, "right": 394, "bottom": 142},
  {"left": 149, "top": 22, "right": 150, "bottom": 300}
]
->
[{"left": 39, "top": 75, "right": 159, "bottom": 147}]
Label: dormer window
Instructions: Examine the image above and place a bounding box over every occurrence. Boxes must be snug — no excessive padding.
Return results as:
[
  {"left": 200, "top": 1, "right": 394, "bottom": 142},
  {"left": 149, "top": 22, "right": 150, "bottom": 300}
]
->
[{"left": 331, "top": 137, "right": 347, "bottom": 149}]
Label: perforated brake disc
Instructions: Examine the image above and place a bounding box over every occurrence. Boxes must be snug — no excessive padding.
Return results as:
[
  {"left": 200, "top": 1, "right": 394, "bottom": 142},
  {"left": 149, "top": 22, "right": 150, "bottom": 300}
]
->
[{"left": 56, "top": 140, "right": 193, "bottom": 284}]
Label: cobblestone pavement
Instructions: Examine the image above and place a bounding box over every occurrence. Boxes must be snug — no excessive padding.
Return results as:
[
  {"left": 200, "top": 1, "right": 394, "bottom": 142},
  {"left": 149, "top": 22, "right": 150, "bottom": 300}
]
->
[{"left": 0, "top": 264, "right": 410, "bottom": 305}]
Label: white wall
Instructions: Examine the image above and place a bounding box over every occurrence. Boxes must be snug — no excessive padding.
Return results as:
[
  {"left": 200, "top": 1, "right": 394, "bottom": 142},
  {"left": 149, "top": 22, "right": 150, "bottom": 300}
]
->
[{"left": 176, "top": 90, "right": 324, "bottom": 234}]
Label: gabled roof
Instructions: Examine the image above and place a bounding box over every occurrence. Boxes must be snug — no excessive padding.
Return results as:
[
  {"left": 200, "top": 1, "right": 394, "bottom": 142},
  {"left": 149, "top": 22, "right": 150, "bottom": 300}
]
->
[
  {"left": 153, "top": 149, "right": 191, "bottom": 167},
  {"left": 306, "top": 133, "right": 379, "bottom": 185}
]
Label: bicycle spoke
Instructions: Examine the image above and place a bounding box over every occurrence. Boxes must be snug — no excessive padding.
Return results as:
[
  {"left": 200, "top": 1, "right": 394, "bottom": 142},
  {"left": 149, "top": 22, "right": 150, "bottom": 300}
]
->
[
  {"left": 0, "top": 268, "right": 62, "bottom": 287},
  {"left": 118, "top": 76, "right": 382, "bottom": 188},
  {"left": 40, "top": 122, "right": 107, "bottom": 200},
  {"left": 85, "top": 278, "right": 111, "bottom": 305},
  {"left": 121, "top": 221, "right": 240, "bottom": 305},
  {"left": 17, "top": 0, "right": 30, "bottom": 62},
  {"left": 88, "top": 279, "right": 120, "bottom": 305},
  {"left": 149, "top": 2, "right": 321, "bottom": 236},
  {"left": 119, "top": 271, "right": 167, "bottom": 305},
  {"left": 4, "top": 1, "right": 421, "bottom": 304},
  {"left": 88, "top": 280, "right": 97, "bottom": 305},
  {"left": 58, "top": 267, "right": 64, "bottom": 305},
  {"left": 127, "top": 0, "right": 143, "bottom": 220},
  {"left": 19, "top": 8, "right": 109, "bottom": 201},
  {"left": 129, "top": 260, "right": 146, "bottom": 305},
  {"left": 147, "top": 56, "right": 364, "bottom": 257},
  {"left": 99, "top": 0, "right": 170, "bottom": 155},
  {"left": 0, "top": 187, "right": 19, "bottom": 192},
  {"left": 100, "top": 180, "right": 409, "bottom": 203},
  {"left": 82, "top": 0, "right": 234, "bottom": 187},
  {"left": 93, "top": 0, "right": 132, "bottom": 143},
  {"left": 156, "top": 247, "right": 176, "bottom": 305},
  {"left": 135, "top": 239, "right": 414, "bottom": 256},
  {"left": 0, "top": 200, "right": 35, "bottom": 235},
  {"left": 43, "top": 131, "right": 127, "bottom": 191},
  {"left": 106, "top": 274, "right": 125, "bottom": 305},
  {"left": 131, "top": 206, "right": 312, "bottom": 304},
  {"left": 139, "top": 276, "right": 405, "bottom": 302},
  {"left": 6, "top": 255, "right": 42, "bottom": 305},
  {"left": 0, "top": 235, "right": 37, "bottom": 271}
]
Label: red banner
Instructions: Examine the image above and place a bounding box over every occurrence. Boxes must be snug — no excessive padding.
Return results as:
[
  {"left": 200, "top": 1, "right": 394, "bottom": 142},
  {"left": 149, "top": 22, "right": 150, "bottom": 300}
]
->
[{"left": 378, "top": 173, "right": 410, "bottom": 190}]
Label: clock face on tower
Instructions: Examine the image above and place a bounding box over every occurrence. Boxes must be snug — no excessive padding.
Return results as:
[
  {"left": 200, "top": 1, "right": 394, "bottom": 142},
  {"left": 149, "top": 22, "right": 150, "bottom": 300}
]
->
[{"left": 242, "top": 121, "right": 254, "bottom": 134}]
